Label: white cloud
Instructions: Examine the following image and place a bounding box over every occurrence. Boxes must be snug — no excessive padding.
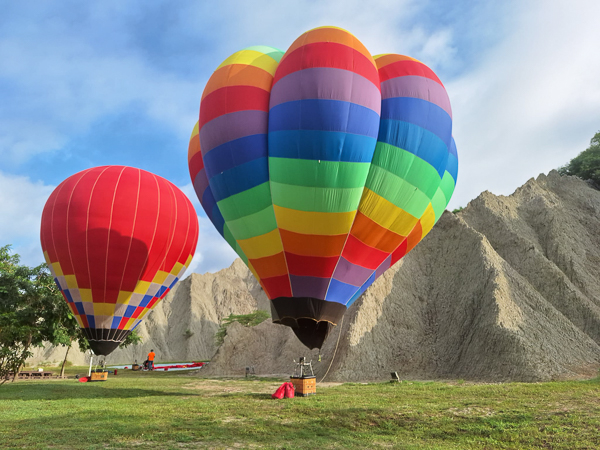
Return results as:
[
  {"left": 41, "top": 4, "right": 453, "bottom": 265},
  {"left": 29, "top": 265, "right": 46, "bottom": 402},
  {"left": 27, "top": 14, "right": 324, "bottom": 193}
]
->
[
  {"left": 185, "top": 215, "right": 238, "bottom": 276},
  {"left": 177, "top": 182, "right": 238, "bottom": 275},
  {"left": 446, "top": 0, "right": 600, "bottom": 209},
  {"left": 0, "top": 171, "right": 54, "bottom": 266}
]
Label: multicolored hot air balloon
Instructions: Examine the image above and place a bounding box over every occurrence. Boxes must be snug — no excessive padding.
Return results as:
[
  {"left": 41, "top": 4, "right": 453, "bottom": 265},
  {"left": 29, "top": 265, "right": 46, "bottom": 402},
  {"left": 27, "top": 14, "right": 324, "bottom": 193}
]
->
[
  {"left": 188, "top": 27, "right": 458, "bottom": 349},
  {"left": 40, "top": 166, "right": 199, "bottom": 356}
]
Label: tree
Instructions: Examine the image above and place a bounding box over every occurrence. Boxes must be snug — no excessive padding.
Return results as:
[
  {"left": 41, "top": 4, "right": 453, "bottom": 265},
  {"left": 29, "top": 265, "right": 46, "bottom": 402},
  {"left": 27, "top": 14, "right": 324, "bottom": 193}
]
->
[
  {"left": 0, "top": 245, "right": 73, "bottom": 384},
  {"left": 0, "top": 245, "right": 143, "bottom": 383},
  {"left": 558, "top": 130, "right": 600, "bottom": 188}
]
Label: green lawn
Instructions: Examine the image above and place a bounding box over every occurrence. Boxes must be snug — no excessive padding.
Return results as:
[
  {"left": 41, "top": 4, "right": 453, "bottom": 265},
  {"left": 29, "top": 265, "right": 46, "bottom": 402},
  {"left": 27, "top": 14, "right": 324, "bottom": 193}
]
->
[{"left": 1, "top": 369, "right": 599, "bottom": 449}]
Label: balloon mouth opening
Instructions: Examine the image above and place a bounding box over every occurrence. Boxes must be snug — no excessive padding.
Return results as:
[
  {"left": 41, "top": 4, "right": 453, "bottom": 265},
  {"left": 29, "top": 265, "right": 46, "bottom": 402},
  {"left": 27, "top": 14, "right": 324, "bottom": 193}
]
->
[
  {"left": 83, "top": 329, "right": 131, "bottom": 356},
  {"left": 280, "top": 318, "right": 336, "bottom": 350},
  {"left": 270, "top": 297, "right": 346, "bottom": 349}
]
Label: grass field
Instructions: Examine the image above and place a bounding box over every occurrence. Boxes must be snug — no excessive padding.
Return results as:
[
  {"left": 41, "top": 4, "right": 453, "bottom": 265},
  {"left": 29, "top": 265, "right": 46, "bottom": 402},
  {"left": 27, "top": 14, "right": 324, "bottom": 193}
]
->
[{"left": 1, "top": 368, "right": 599, "bottom": 449}]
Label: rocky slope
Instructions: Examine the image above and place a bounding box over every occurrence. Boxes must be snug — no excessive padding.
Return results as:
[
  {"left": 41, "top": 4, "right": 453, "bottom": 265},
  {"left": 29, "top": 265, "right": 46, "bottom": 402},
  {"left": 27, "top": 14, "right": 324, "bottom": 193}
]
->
[{"left": 30, "top": 171, "right": 600, "bottom": 382}]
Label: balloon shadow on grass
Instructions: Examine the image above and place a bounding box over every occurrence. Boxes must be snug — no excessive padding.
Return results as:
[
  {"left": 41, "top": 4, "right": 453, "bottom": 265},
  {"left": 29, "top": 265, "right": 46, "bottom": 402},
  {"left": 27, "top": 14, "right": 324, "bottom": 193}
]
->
[{"left": 1, "top": 383, "right": 198, "bottom": 401}]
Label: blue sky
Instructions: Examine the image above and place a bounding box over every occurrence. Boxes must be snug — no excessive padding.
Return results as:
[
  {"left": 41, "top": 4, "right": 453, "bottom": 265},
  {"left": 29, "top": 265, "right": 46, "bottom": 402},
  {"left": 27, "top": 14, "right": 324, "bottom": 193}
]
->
[{"left": 2, "top": 0, "right": 600, "bottom": 274}]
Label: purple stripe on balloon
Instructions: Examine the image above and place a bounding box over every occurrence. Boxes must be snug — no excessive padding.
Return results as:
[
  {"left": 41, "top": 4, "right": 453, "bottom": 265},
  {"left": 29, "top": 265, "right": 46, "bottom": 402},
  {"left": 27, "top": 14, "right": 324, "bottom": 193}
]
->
[
  {"left": 290, "top": 275, "right": 329, "bottom": 300},
  {"left": 199, "top": 110, "right": 268, "bottom": 155},
  {"left": 381, "top": 75, "right": 451, "bottom": 119},
  {"left": 193, "top": 168, "right": 209, "bottom": 202},
  {"left": 270, "top": 67, "right": 381, "bottom": 115},
  {"left": 374, "top": 254, "right": 392, "bottom": 280},
  {"left": 332, "top": 257, "right": 374, "bottom": 287}
]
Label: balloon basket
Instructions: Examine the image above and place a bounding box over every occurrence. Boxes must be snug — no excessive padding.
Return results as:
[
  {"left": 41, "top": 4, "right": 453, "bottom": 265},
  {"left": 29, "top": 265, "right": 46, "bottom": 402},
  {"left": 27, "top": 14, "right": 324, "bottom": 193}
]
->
[
  {"left": 90, "top": 371, "right": 108, "bottom": 382},
  {"left": 290, "top": 376, "right": 316, "bottom": 397},
  {"left": 131, "top": 364, "right": 141, "bottom": 371}
]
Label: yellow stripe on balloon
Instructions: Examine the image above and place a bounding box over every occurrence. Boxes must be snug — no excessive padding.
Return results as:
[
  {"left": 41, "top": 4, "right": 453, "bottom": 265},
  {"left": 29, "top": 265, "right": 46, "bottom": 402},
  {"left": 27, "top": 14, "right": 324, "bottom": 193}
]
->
[
  {"left": 237, "top": 228, "right": 283, "bottom": 259},
  {"left": 64, "top": 274, "right": 78, "bottom": 289},
  {"left": 116, "top": 291, "right": 132, "bottom": 304},
  {"left": 273, "top": 205, "right": 356, "bottom": 236},
  {"left": 216, "top": 50, "right": 280, "bottom": 75},
  {"left": 419, "top": 203, "right": 436, "bottom": 237},
  {"left": 358, "top": 189, "right": 419, "bottom": 237},
  {"left": 133, "top": 281, "right": 151, "bottom": 295},
  {"left": 79, "top": 288, "right": 93, "bottom": 303},
  {"left": 93, "top": 303, "right": 116, "bottom": 316},
  {"left": 51, "top": 262, "right": 64, "bottom": 277}
]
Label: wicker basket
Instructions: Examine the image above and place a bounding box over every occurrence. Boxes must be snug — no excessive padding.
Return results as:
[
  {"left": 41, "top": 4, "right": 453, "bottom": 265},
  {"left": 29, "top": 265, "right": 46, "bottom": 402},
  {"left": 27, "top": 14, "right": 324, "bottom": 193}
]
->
[{"left": 290, "top": 376, "right": 316, "bottom": 396}]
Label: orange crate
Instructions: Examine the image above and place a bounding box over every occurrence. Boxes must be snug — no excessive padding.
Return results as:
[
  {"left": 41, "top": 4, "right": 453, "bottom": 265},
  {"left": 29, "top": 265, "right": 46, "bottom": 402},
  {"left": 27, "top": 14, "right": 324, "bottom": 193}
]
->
[
  {"left": 90, "top": 371, "right": 108, "bottom": 381},
  {"left": 291, "top": 376, "right": 316, "bottom": 396}
]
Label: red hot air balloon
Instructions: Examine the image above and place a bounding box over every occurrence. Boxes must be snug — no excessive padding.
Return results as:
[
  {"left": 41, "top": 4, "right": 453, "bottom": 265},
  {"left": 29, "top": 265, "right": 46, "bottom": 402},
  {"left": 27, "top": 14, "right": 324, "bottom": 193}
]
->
[{"left": 40, "top": 166, "right": 199, "bottom": 356}]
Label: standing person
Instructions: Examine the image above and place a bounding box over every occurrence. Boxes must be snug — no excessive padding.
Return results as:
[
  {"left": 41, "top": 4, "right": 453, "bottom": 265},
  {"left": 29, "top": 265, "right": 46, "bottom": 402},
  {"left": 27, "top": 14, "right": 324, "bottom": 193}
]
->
[{"left": 146, "top": 349, "right": 156, "bottom": 371}]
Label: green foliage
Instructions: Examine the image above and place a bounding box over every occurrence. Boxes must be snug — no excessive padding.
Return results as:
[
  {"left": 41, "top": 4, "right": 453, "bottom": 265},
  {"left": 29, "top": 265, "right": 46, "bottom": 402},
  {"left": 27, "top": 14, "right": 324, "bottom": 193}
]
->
[
  {"left": 0, "top": 245, "right": 77, "bottom": 384},
  {"left": 452, "top": 206, "right": 464, "bottom": 214},
  {"left": 215, "top": 310, "right": 270, "bottom": 346},
  {"left": 183, "top": 329, "right": 194, "bottom": 339},
  {"left": 558, "top": 130, "right": 600, "bottom": 188}
]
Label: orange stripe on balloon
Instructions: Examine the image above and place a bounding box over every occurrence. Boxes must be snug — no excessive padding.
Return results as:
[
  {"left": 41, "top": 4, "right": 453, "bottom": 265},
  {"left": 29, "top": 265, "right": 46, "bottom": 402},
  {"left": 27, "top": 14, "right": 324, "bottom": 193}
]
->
[
  {"left": 279, "top": 229, "right": 346, "bottom": 257},
  {"left": 350, "top": 212, "right": 406, "bottom": 253},
  {"left": 249, "top": 252, "right": 288, "bottom": 279},
  {"left": 201, "top": 64, "right": 275, "bottom": 100},
  {"left": 405, "top": 220, "right": 423, "bottom": 253},
  {"left": 374, "top": 54, "right": 421, "bottom": 69},
  {"left": 282, "top": 27, "right": 376, "bottom": 70},
  {"left": 341, "top": 234, "right": 389, "bottom": 270}
]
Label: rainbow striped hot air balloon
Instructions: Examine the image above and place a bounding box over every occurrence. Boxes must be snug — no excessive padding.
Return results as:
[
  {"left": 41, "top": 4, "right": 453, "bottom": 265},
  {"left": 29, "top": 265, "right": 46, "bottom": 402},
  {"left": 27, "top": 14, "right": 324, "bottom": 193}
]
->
[{"left": 188, "top": 27, "right": 458, "bottom": 349}]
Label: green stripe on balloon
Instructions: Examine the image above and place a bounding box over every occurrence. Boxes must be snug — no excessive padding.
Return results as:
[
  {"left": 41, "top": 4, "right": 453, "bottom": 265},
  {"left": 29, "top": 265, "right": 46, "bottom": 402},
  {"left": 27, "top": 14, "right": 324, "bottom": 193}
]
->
[
  {"left": 269, "top": 158, "right": 370, "bottom": 188},
  {"left": 371, "top": 143, "right": 441, "bottom": 198},
  {"left": 226, "top": 206, "right": 277, "bottom": 240},
  {"left": 438, "top": 170, "right": 456, "bottom": 203},
  {"left": 244, "top": 46, "right": 285, "bottom": 62},
  {"left": 430, "top": 185, "right": 449, "bottom": 221},
  {"left": 365, "top": 165, "right": 431, "bottom": 217},
  {"left": 217, "top": 182, "right": 272, "bottom": 222},
  {"left": 270, "top": 182, "right": 364, "bottom": 213}
]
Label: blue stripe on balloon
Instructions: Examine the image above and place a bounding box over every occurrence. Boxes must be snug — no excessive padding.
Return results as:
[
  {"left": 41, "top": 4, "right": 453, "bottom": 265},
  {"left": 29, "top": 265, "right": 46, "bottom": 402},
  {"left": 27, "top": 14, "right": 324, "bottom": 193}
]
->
[
  {"left": 325, "top": 279, "right": 360, "bottom": 304},
  {"left": 378, "top": 120, "right": 449, "bottom": 177},
  {"left": 203, "top": 134, "right": 268, "bottom": 180},
  {"left": 269, "top": 130, "right": 376, "bottom": 162},
  {"left": 381, "top": 97, "right": 452, "bottom": 148},
  {"left": 211, "top": 204, "right": 225, "bottom": 236},
  {"left": 87, "top": 315, "right": 95, "bottom": 329},
  {"left": 168, "top": 277, "right": 179, "bottom": 290},
  {"left": 269, "top": 99, "right": 380, "bottom": 138},
  {"left": 111, "top": 316, "right": 121, "bottom": 328},
  {"left": 75, "top": 302, "right": 85, "bottom": 315},
  {"left": 125, "top": 305, "right": 136, "bottom": 317},
  {"left": 346, "top": 272, "right": 376, "bottom": 307},
  {"left": 64, "top": 289, "right": 73, "bottom": 303},
  {"left": 446, "top": 153, "right": 459, "bottom": 183},
  {"left": 209, "top": 157, "right": 269, "bottom": 201},
  {"left": 449, "top": 137, "right": 458, "bottom": 158},
  {"left": 139, "top": 295, "right": 152, "bottom": 308}
]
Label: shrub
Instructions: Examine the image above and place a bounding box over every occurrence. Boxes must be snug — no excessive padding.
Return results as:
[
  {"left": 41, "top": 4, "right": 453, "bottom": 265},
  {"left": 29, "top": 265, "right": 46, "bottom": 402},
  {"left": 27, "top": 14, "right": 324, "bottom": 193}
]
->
[{"left": 215, "top": 310, "right": 270, "bottom": 346}]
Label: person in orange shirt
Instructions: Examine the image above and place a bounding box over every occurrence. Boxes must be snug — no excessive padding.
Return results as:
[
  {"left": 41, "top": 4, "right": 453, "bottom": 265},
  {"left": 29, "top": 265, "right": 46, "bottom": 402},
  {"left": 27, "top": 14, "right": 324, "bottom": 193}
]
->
[{"left": 145, "top": 349, "right": 156, "bottom": 371}]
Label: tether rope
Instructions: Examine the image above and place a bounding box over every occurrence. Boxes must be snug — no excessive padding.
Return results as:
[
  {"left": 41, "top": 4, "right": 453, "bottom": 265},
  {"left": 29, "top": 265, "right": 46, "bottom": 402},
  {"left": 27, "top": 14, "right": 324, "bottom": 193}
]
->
[{"left": 319, "top": 315, "right": 344, "bottom": 383}]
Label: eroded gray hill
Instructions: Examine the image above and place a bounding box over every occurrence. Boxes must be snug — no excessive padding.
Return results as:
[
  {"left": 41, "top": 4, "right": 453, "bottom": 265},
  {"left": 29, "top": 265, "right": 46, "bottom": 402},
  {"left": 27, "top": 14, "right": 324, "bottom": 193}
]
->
[
  {"left": 31, "top": 171, "right": 600, "bottom": 381},
  {"left": 203, "top": 171, "right": 600, "bottom": 382}
]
